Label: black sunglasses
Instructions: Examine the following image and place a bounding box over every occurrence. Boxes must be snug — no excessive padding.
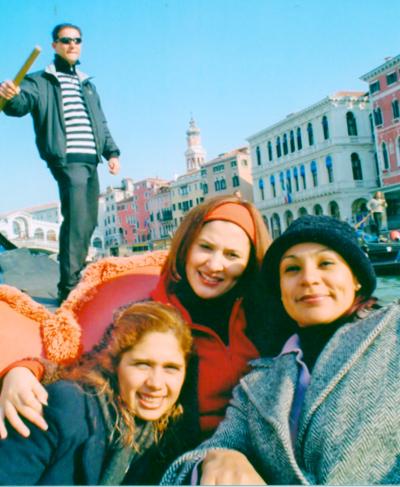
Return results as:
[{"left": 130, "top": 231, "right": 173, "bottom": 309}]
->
[{"left": 57, "top": 37, "right": 82, "bottom": 45}]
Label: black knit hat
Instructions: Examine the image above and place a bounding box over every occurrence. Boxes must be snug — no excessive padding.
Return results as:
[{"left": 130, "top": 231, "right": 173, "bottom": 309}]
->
[{"left": 262, "top": 215, "right": 376, "bottom": 297}]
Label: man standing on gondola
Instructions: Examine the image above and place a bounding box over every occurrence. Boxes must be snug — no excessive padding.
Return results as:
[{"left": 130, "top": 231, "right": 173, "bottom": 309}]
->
[{"left": 0, "top": 23, "right": 120, "bottom": 303}]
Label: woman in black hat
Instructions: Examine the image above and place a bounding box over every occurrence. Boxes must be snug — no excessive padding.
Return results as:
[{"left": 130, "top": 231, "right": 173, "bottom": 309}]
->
[{"left": 161, "top": 215, "right": 400, "bottom": 485}]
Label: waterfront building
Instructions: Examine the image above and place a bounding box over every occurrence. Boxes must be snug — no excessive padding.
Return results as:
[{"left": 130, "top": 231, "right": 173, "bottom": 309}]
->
[
  {"left": 102, "top": 178, "right": 134, "bottom": 251},
  {"left": 148, "top": 184, "right": 174, "bottom": 249},
  {"left": 129, "top": 177, "right": 167, "bottom": 248},
  {"left": 200, "top": 147, "right": 253, "bottom": 201},
  {"left": 103, "top": 177, "right": 167, "bottom": 255},
  {"left": 361, "top": 55, "right": 400, "bottom": 228},
  {"left": 248, "top": 92, "right": 378, "bottom": 237},
  {"left": 170, "top": 171, "right": 204, "bottom": 230}
]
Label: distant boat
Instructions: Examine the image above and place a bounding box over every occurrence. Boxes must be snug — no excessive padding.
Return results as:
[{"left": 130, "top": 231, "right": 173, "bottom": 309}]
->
[
  {"left": 0, "top": 232, "right": 17, "bottom": 252},
  {"left": 357, "top": 232, "right": 400, "bottom": 275}
]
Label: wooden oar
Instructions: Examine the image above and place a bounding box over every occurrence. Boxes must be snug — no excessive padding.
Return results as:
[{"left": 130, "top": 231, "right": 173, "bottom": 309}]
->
[
  {"left": 354, "top": 211, "right": 372, "bottom": 229},
  {"left": 0, "top": 46, "right": 41, "bottom": 112}
]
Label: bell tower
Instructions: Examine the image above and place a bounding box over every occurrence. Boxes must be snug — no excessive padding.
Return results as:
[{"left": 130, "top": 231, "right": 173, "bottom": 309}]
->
[{"left": 184, "top": 117, "right": 206, "bottom": 173}]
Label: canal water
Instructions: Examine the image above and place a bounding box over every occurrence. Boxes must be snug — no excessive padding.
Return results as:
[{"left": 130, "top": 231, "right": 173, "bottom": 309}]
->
[{"left": 375, "top": 275, "right": 400, "bottom": 305}]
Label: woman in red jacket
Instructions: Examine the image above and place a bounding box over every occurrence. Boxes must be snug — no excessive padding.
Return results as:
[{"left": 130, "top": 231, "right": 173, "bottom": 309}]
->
[{"left": 0, "top": 195, "right": 271, "bottom": 449}]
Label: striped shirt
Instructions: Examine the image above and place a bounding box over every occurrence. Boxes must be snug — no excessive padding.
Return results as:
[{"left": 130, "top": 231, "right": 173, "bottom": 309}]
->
[{"left": 57, "top": 72, "right": 97, "bottom": 160}]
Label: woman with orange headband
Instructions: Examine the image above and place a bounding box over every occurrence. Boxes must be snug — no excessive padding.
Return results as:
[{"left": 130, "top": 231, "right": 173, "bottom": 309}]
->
[
  {"left": 151, "top": 195, "right": 270, "bottom": 438},
  {"left": 0, "top": 195, "right": 271, "bottom": 480}
]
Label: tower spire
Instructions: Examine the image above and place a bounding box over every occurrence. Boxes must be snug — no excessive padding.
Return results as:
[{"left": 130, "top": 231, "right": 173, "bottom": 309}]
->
[{"left": 184, "top": 117, "right": 206, "bottom": 173}]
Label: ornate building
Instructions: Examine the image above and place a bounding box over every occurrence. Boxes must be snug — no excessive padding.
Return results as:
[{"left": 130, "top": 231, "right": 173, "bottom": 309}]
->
[{"left": 248, "top": 92, "right": 378, "bottom": 237}]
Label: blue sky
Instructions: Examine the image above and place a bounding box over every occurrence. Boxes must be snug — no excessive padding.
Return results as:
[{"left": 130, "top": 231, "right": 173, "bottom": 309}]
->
[{"left": 1, "top": 0, "right": 399, "bottom": 213}]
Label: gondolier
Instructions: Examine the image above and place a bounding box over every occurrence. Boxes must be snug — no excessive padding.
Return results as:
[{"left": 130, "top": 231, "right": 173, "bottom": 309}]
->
[{"left": 0, "top": 23, "right": 120, "bottom": 303}]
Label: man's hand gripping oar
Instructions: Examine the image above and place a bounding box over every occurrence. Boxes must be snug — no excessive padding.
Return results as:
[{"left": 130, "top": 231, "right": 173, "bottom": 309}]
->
[{"left": 0, "top": 46, "right": 41, "bottom": 112}]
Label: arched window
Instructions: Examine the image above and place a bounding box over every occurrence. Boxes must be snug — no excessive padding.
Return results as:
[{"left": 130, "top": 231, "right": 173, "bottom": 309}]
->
[
  {"left": 283, "top": 134, "right": 288, "bottom": 155},
  {"left": 374, "top": 107, "right": 383, "bottom": 126},
  {"left": 220, "top": 178, "right": 226, "bottom": 190},
  {"left": 314, "top": 204, "right": 323, "bottom": 216},
  {"left": 307, "top": 122, "right": 314, "bottom": 146},
  {"left": 310, "top": 160, "right": 318, "bottom": 187},
  {"left": 267, "top": 141, "right": 273, "bottom": 161},
  {"left": 329, "top": 201, "right": 340, "bottom": 219},
  {"left": 369, "top": 113, "right": 374, "bottom": 136},
  {"left": 271, "top": 214, "right": 281, "bottom": 239},
  {"left": 203, "top": 183, "right": 208, "bottom": 194},
  {"left": 300, "top": 164, "right": 306, "bottom": 189},
  {"left": 290, "top": 130, "right": 295, "bottom": 152},
  {"left": 298, "top": 207, "right": 308, "bottom": 217},
  {"left": 382, "top": 142, "right": 390, "bottom": 170},
  {"left": 276, "top": 137, "right": 282, "bottom": 158},
  {"left": 325, "top": 155, "right": 334, "bottom": 183},
  {"left": 296, "top": 127, "right": 303, "bottom": 150},
  {"left": 285, "top": 210, "right": 294, "bottom": 228},
  {"left": 351, "top": 153, "right": 363, "bottom": 180},
  {"left": 346, "top": 112, "right": 358, "bottom": 136},
  {"left": 259, "top": 178, "right": 265, "bottom": 200},
  {"left": 293, "top": 167, "right": 299, "bottom": 191},
  {"left": 279, "top": 171, "right": 285, "bottom": 191},
  {"left": 270, "top": 175, "right": 276, "bottom": 197},
  {"left": 214, "top": 180, "right": 220, "bottom": 191},
  {"left": 232, "top": 174, "right": 239, "bottom": 187},
  {"left": 392, "top": 99, "right": 400, "bottom": 120},
  {"left": 286, "top": 169, "right": 292, "bottom": 195},
  {"left": 256, "top": 146, "right": 261, "bottom": 165},
  {"left": 322, "top": 115, "right": 329, "bottom": 140}
]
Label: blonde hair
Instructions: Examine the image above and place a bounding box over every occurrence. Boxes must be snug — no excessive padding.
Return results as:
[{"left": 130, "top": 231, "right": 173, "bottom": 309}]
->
[{"left": 57, "top": 301, "right": 192, "bottom": 448}]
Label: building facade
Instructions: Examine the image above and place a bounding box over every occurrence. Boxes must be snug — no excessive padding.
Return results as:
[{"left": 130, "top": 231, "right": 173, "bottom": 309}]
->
[
  {"left": 361, "top": 54, "right": 400, "bottom": 228},
  {"left": 248, "top": 92, "right": 378, "bottom": 237},
  {"left": 148, "top": 184, "right": 174, "bottom": 248},
  {"left": 102, "top": 178, "right": 134, "bottom": 251},
  {"left": 102, "top": 177, "right": 167, "bottom": 255},
  {"left": 200, "top": 147, "right": 253, "bottom": 201}
]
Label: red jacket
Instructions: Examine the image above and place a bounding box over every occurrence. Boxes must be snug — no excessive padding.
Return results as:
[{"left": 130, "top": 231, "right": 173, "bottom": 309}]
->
[{"left": 151, "top": 275, "right": 259, "bottom": 434}]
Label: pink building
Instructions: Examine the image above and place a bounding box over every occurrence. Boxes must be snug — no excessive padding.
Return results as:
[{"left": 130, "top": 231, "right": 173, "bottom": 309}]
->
[
  {"left": 116, "top": 178, "right": 167, "bottom": 251},
  {"left": 361, "top": 55, "right": 400, "bottom": 228},
  {"left": 117, "top": 196, "right": 137, "bottom": 246}
]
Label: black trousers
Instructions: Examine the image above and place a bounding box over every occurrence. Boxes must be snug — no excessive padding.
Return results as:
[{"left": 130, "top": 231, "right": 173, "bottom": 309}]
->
[
  {"left": 373, "top": 212, "right": 383, "bottom": 237},
  {"left": 49, "top": 163, "right": 99, "bottom": 294}
]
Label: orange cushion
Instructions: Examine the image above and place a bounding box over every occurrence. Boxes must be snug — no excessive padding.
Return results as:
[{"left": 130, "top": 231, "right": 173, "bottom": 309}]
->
[
  {"left": 75, "top": 270, "right": 161, "bottom": 351},
  {"left": 0, "top": 251, "right": 167, "bottom": 369},
  {"left": 0, "top": 293, "right": 44, "bottom": 372}
]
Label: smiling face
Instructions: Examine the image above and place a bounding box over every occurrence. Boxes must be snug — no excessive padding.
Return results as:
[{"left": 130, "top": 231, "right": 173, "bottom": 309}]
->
[
  {"left": 117, "top": 331, "right": 186, "bottom": 421},
  {"left": 185, "top": 220, "right": 251, "bottom": 300},
  {"left": 279, "top": 242, "right": 360, "bottom": 327},
  {"left": 52, "top": 27, "right": 82, "bottom": 65}
]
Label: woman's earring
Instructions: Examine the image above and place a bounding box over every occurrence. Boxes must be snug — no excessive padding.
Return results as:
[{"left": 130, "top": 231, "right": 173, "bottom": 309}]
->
[{"left": 355, "top": 283, "right": 361, "bottom": 291}]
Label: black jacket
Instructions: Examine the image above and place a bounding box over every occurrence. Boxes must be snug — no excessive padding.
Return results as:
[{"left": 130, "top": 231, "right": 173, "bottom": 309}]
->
[
  {"left": 0, "top": 380, "right": 193, "bottom": 486},
  {"left": 0, "top": 381, "right": 108, "bottom": 485},
  {"left": 3, "top": 63, "right": 120, "bottom": 167}
]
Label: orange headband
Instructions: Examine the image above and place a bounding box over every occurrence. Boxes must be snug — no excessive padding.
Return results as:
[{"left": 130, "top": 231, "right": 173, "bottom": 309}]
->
[{"left": 204, "top": 202, "right": 256, "bottom": 243}]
